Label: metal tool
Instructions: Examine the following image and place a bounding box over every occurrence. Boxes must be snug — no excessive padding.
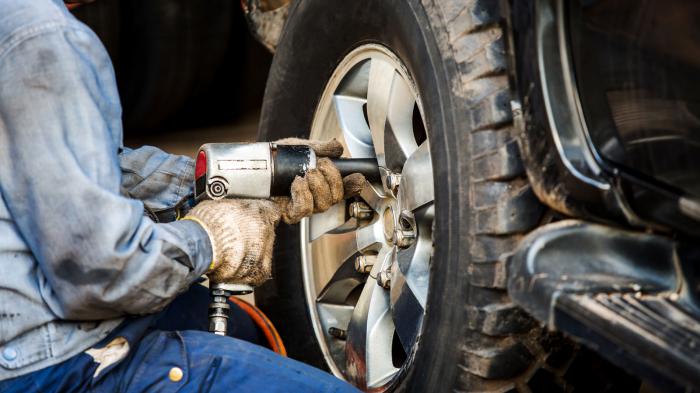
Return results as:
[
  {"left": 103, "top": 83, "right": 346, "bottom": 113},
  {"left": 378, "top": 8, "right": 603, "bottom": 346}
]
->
[
  {"left": 197, "top": 142, "right": 380, "bottom": 335},
  {"left": 208, "top": 283, "right": 254, "bottom": 335},
  {"left": 194, "top": 142, "right": 380, "bottom": 201}
]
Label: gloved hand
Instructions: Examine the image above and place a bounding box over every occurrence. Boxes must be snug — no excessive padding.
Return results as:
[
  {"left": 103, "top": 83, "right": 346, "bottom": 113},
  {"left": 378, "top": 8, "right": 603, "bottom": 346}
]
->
[
  {"left": 184, "top": 199, "right": 280, "bottom": 286},
  {"left": 185, "top": 139, "right": 367, "bottom": 287},
  {"left": 274, "top": 138, "right": 366, "bottom": 224}
]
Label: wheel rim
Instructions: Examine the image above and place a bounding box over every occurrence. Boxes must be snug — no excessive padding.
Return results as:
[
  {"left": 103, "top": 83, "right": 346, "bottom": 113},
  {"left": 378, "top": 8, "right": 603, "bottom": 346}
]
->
[{"left": 302, "top": 44, "right": 435, "bottom": 390}]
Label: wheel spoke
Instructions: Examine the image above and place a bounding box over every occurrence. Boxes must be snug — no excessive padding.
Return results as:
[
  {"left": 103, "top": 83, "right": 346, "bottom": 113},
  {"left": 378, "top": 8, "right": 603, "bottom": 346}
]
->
[
  {"left": 398, "top": 141, "right": 434, "bottom": 212},
  {"left": 366, "top": 58, "right": 396, "bottom": 167},
  {"left": 317, "top": 303, "right": 355, "bottom": 334},
  {"left": 333, "top": 95, "right": 375, "bottom": 158},
  {"left": 397, "top": 204, "right": 433, "bottom": 307},
  {"left": 310, "top": 231, "right": 360, "bottom": 297},
  {"left": 317, "top": 303, "right": 355, "bottom": 373},
  {"left": 393, "top": 243, "right": 429, "bottom": 309},
  {"left": 384, "top": 75, "right": 418, "bottom": 171},
  {"left": 345, "top": 248, "right": 398, "bottom": 388},
  {"left": 390, "top": 204, "right": 433, "bottom": 353},
  {"left": 358, "top": 180, "right": 387, "bottom": 210},
  {"left": 355, "top": 220, "right": 384, "bottom": 253},
  {"left": 389, "top": 266, "right": 424, "bottom": 355},
  {"left": 309, "top": 203, "right": 352, "bottom": 241},
  {"left": 317, "top": 254, "right": 365, "bottom": 305},
  {"left": 310, "top": 217, "right": 386, "bottom": 297}
]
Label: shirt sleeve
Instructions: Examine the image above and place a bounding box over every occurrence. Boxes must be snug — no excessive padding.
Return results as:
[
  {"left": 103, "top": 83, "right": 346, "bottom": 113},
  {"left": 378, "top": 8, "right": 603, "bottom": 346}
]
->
[
  {"left": 119, "top": 146, "right": 196, "bottom": 221},
  {"left": 0, "top": 23, "right": 212, "bottom": 319}
]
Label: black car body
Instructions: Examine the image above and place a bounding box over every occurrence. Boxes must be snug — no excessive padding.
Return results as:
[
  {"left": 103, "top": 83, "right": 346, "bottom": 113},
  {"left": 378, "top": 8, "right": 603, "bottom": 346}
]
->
[{"left": 507, "top": 1, "right": 700, "bottom": 390}]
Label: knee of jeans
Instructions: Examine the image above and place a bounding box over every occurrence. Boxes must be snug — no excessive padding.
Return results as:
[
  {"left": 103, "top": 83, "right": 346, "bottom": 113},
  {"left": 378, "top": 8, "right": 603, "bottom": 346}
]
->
[{"left": 177, "top": 331, "right": 358, "bottom": 392}]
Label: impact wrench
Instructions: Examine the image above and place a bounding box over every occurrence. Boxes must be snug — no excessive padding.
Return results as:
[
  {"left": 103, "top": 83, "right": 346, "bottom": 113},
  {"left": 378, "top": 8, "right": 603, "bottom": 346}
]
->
[{"left": 194, "top": 142, "right": 380, "bottom": 335}]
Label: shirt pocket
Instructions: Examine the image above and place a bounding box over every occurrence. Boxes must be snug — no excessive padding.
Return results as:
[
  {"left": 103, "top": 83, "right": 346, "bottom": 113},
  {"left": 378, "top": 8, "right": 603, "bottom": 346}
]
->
[{"left": 0, "top": 324, "right": 51, "bottom": 370}]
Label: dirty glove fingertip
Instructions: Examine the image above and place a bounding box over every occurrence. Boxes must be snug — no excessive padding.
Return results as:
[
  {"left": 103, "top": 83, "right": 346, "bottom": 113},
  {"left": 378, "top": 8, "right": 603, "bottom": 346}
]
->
[
  {"left": 306, "top": 169, "right": 333, "bottom": 212},
  {"left": 343, "top": 173, "right": 367, "bottom": 197},
  {"left": 286, "top": 176, "right": 313, "bottom": 224},
  {"left": 315, "top": 138, "right": 344, "bottom": 158},
  {"left": 317, "top": 158, "right": 344, "bottom": 203}
]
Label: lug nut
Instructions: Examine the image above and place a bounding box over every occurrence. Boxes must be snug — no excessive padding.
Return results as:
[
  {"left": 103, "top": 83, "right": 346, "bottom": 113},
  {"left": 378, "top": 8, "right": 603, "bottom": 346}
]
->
[
  {"left": 349, "top": 201, "right": 373, "bottom": 219},
  {"left": 395, "top": 229, "right": 416, "bottom": 249},
  {"left": 386, "top": 173, "right": 401, "bottom": 195},
  {"left": 354, "top": 255, "right": 375, "bottom": 273},
  {"left": 377, "top": 270, "right": 391, "bottom": 289},
  {"left": 328, "top": 327, "right": 347, "bottom": 340}
]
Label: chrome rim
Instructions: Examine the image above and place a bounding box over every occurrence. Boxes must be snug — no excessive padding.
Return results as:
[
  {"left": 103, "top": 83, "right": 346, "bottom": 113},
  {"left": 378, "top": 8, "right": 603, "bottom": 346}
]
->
[{"left": 302, "top": 44, "right": 434, "bottom": 390}]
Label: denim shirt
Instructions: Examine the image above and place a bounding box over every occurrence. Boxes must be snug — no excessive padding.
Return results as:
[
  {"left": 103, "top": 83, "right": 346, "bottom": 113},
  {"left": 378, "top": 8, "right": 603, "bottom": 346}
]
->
[{"left": 0, "top": 0, "right": 212, "bottom": 379}]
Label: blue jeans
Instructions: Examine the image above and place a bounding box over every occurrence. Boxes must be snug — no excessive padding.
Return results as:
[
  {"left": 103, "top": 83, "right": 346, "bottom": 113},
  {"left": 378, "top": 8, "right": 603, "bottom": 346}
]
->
[{"left": 0, "top": 285, "right": 357, "bottom": 393}]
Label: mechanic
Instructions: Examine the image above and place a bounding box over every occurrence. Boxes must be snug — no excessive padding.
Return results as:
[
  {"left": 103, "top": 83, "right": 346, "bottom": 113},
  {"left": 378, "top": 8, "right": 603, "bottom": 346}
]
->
[{"left": 0, "top": 0, "right": 362, "bottom": 391}]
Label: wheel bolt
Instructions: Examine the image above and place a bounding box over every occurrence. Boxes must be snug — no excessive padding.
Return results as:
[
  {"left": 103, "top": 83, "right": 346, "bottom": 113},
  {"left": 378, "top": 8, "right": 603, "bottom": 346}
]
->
[
  {"left": 354, "top": 255, "right": 375, "bottom": 273},
  {"left": 377, "top": 269, "right": 391, "bottom": 289},
  {"left": 395, "top": 229, "right": 416, "bottom": 249},
  {"left": 328, "top": 327, "right": 347, "bottom": 340},
  {"left": 386, "top": 173, "right": 401, "bottom": 195},
  {"left": 349, "top": 201, "right": 373, "bottom": 219}
]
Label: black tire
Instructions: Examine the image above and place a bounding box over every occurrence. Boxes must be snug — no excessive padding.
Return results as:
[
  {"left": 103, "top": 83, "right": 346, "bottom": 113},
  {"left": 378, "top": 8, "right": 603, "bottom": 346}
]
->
[
  {"left": 116, "top": 0, "right": 235, "bottom": 132},
  {"left": 72, "top": 0, "right": 121, "bottom": 63},
  {"left": 256, "top": 0, "right": 638, "bottom": 391}
]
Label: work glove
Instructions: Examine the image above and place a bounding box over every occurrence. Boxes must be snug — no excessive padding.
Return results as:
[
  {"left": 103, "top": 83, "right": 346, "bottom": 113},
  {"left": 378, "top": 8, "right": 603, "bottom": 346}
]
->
[
  {"left": 274, "top": 138, "right": 366, "bottom": 224},
  {"left": 184, "top": 199, "right": 280, "bottom": 286}
]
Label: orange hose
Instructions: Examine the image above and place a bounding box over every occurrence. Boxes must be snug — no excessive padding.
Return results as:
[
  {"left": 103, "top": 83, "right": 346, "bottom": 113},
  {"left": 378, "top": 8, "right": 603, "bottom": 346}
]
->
[{"left": 229, "top": 296, "right": 287, "bottom": 357}]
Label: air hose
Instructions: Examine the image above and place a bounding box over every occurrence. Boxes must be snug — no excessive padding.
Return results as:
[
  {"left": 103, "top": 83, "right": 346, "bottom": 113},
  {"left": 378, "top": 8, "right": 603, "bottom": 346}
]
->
[{"left": 228, "top": 296, "right": 287, "bottom": 356}]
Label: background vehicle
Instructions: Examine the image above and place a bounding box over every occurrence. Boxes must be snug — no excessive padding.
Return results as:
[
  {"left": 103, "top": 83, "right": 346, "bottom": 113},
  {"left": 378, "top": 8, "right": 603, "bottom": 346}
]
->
[
  {"left": 75, "top": 0, "right": 271, "bottom": 133},
  {"left": 252, "top": 0, "right": 700, "bottom": 392}
]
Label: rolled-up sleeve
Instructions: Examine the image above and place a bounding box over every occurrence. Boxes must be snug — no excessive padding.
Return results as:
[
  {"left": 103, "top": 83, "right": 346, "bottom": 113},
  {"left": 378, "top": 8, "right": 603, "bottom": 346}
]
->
[{"left": 0, "top": 23, "right": 211, "bottom": 319}]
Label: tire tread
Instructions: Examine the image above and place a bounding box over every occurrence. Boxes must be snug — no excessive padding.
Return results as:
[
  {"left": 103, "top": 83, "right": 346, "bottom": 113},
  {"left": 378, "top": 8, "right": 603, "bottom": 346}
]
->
[{"left": 426, "top": 0, "right": 575, "bottom": 390}]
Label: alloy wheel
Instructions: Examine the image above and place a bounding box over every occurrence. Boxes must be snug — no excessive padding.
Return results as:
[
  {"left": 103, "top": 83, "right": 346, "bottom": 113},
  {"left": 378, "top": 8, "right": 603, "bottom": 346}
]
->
[{"left": 301, "top": 44, "right": 435, "bottom": 390}]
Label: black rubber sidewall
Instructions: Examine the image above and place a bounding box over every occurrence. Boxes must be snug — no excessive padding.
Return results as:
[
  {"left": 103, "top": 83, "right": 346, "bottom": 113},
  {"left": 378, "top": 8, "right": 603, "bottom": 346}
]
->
[
  {"left": 117, "top": 0, "right": 234, "bottom": 131},
  {"left": 73, "top": 0, "right": 121, "bottom": 63},
  {"left": 256, "top": 1, "right": 470, "bottom": 391}
]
